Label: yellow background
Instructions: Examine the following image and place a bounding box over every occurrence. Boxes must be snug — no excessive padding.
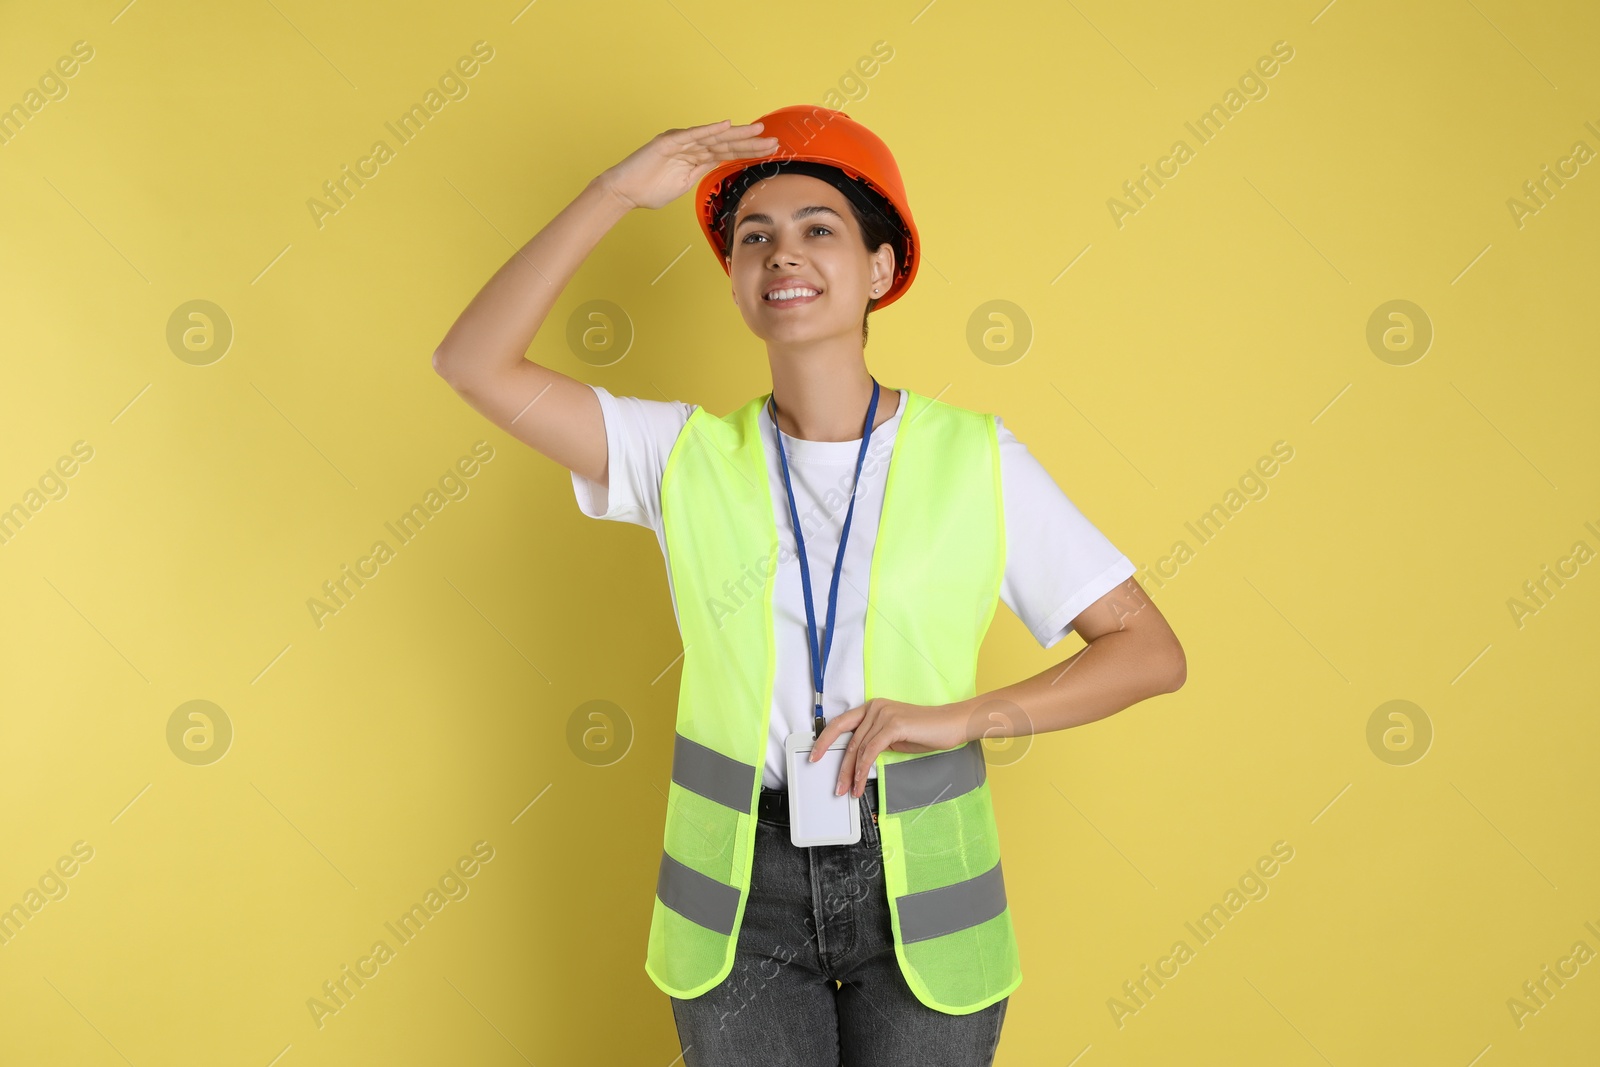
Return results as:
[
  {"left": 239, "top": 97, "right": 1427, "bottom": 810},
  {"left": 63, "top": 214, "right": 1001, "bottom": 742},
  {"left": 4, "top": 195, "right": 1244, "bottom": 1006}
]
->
[{"left": 2, "top": 0, "right": 1597, "bottom": 1063}]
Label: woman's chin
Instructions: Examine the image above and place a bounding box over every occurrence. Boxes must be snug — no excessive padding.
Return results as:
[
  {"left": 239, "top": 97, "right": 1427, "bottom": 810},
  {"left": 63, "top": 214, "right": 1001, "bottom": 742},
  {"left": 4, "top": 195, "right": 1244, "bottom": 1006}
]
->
[{"left": 747, "top": 318, "right": 849, "bottom": 346}]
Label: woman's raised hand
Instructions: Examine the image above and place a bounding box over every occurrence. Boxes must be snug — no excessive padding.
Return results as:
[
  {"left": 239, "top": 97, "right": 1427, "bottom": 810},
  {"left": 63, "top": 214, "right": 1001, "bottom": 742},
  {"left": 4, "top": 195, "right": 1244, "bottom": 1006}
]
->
[{"left": 598, "top": 119, "right": 779, "bottom": 212}]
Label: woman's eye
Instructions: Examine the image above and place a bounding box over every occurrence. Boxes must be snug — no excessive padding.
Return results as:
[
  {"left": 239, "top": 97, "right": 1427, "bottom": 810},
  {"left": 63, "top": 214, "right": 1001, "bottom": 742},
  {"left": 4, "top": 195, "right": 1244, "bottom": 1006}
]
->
[{"left": 741, "top": 226, "right": 833, "bottom": 244}]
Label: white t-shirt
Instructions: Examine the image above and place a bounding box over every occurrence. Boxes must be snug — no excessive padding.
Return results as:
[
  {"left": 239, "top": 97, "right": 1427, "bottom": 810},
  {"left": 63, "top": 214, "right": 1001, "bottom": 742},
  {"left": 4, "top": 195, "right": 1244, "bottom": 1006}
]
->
[{"left": 570, "top": 384, "right": 1136, "bottom": 789}]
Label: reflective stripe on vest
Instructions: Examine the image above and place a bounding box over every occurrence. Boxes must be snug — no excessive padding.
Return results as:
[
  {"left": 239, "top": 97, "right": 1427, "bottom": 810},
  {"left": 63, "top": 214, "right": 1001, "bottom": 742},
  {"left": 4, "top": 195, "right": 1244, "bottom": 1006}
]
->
[
  {"left": 672, "top": 731, "right": 757, "bottom": 814},
  {"left": 655, "top": 852, "right": 739, "bottom": 936},
  {"left": 646, "top": 388, "right": 1022, "bottom": 1015}
]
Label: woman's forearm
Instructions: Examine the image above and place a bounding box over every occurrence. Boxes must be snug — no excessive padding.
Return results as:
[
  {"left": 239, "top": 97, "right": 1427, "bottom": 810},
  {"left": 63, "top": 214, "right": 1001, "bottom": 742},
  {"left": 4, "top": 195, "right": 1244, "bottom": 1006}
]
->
[
  {"left": 951, "top": 628, "right": 1185, "bottom": 741},
  {"left": 432, "top": 174, "right": 634, "bottom": 387}
]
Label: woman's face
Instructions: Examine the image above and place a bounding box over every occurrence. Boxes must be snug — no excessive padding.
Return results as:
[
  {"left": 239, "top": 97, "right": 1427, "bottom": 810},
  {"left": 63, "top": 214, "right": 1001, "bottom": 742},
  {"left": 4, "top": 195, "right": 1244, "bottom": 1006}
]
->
[{"left": 723, "top": 173, "right": 896, "bottom": 347}]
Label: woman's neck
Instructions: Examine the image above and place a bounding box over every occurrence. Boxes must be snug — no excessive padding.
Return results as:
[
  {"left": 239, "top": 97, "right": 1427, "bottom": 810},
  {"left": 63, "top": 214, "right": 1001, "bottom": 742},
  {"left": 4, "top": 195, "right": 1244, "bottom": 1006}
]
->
[{"left": 768, "top": 356, "right": 899, "bottom": 442}]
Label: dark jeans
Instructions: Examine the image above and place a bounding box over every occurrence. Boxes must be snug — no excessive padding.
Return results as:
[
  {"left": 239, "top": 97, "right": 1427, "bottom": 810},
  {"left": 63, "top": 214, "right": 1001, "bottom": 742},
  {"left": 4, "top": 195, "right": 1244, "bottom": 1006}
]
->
[{"left": 669, "top": 779, "right": 1009, "bottom": 1066}]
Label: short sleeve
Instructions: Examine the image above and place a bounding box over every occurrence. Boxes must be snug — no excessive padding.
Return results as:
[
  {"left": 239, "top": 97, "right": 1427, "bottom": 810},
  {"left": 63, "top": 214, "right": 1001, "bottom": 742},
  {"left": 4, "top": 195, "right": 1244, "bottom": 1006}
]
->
[
  {"left": 569, "top": 383, "right": 695, "bottom": 532},
  {"left": 996, "top": 416, "right": 1137, "bottom": 649}
]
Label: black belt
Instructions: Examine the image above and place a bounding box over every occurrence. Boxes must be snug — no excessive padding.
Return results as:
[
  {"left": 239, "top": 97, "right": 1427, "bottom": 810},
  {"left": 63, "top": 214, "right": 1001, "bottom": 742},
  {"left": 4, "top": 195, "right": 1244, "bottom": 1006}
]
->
[{"left": 759, "top": 777, "right": 879, "bottom": 824}]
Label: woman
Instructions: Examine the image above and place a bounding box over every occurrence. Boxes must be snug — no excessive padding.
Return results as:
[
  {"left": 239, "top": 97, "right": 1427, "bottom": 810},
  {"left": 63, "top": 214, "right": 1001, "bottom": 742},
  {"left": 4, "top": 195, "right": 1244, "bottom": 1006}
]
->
[{"left": 434, "top": 106, "right": 1186, "bottom": 1067}]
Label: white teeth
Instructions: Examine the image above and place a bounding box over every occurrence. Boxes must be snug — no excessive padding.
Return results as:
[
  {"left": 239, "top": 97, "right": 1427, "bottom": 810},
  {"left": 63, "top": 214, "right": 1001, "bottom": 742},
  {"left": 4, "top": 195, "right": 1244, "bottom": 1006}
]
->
[{"left": 765, "top": 287, "right": 820, "bottom": 301}]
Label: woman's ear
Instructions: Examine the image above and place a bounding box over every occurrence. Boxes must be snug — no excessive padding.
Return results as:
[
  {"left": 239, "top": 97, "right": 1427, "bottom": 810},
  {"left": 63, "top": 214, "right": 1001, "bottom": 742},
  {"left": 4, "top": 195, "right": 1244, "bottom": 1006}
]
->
[{"left": 872, "top": 243, "right": 897, "bottom": 296}]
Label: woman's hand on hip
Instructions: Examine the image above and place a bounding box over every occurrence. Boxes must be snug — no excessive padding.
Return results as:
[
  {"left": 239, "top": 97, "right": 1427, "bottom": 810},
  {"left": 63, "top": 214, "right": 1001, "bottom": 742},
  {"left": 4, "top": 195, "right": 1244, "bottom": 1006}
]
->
[
  {"left": 809, "top": 698, "right": 972, "bottom": 799},
  {"left": 598, "top": 119, "right": 778, "bottom": 212}
]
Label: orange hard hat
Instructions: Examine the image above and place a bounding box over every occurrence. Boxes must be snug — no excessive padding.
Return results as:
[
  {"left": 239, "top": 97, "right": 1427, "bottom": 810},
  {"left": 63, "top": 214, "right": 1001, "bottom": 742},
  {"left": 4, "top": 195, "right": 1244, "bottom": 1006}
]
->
[{"left": 695, "top": 105, "right": 920, "bottom": 311}]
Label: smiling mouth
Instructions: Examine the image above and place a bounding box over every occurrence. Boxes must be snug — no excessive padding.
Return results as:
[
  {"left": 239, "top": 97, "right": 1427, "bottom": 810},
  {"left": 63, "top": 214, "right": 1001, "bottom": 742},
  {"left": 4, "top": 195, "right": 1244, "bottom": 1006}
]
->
[{"left": 764, "top": 287, "right": 822, "bottom": 307}]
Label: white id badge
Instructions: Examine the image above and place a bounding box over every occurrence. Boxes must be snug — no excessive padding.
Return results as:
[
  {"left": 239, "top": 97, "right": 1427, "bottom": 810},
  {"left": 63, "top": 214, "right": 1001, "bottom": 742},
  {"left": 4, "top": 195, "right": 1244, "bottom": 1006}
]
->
[{"left": 784, "top": 731, "right": 861, "bottom": 847}]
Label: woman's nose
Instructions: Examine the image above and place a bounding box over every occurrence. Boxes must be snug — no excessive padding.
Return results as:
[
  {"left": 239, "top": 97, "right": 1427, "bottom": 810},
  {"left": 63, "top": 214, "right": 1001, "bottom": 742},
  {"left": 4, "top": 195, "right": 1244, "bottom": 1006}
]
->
[{"left": 766, "top": 236, "right": 803, "bottom": 267}]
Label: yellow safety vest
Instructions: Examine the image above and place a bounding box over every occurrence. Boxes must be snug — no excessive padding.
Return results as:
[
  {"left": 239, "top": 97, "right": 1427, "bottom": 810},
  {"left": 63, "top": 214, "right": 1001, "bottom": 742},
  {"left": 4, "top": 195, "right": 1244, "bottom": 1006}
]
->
[{"left": 647, "top": 386, "right": 1022, "bottom": 1015}]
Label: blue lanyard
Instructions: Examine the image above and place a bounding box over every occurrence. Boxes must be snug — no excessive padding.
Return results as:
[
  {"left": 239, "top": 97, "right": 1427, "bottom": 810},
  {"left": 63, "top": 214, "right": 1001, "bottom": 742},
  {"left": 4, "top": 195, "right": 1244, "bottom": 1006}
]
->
[{"left": 768, "top": 379, "right": 882, "bottom": 740}]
